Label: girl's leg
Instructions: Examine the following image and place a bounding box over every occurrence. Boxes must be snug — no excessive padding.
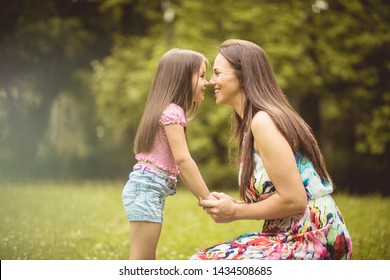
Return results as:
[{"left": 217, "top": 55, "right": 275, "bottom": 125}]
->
[{"left": 129, "top": 221, "right": 162, "bottom": 260}]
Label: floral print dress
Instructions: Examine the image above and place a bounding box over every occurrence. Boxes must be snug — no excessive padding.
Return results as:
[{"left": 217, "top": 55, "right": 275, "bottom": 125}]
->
[{"left": 191, "top": 151, "right": 352, "bottom": 260}]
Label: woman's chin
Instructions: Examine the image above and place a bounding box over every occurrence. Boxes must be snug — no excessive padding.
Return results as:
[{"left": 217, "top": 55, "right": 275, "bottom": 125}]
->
[{"left": 215, "top": 97, "right": 222, "bottom": 105}]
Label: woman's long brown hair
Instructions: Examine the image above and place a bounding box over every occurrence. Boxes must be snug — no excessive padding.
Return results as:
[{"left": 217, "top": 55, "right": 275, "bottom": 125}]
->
[
  {"left": 219, "top": 39, "right": 330, "bottom": 202},
  {"left": 134, "top": 49, "right": 206, "bottom": 154}
]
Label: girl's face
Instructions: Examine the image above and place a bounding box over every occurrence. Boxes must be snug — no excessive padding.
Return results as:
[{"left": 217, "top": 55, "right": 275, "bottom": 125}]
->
[
  {"left": 209, "top": 53, "right": 243, "bottom": 108},
  {"left": 192, "top": 61, "right": 208, "bottom": 102}
]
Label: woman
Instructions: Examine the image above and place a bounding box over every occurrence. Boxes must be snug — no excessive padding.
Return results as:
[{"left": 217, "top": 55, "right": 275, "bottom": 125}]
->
[{"left": 192, "top": 39, "right": 352, "bottom": 260}]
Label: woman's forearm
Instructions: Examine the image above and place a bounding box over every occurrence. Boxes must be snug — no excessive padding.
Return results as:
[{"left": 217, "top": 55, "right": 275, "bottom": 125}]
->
[{"left": 233, "top": 192, "right": 307, "bottom": 221}]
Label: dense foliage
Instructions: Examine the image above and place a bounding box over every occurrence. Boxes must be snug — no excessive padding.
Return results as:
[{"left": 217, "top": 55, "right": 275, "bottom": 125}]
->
[{"left": 0, "top": 0, "right": 389, "bottom": 194}]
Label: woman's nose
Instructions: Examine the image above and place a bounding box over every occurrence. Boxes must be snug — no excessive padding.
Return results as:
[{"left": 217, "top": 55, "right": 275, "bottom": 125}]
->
[{"left": 208, "top": 75, "right": 216, "bottom": 86}]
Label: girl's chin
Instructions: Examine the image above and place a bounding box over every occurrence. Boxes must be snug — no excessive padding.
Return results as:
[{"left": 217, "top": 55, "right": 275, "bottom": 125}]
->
[{"left": 193, "top": 97, "right": 204, "bottom": 102}]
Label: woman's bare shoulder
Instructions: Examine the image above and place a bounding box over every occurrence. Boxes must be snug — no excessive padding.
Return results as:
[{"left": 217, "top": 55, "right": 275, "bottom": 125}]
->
[{"left": 251, "top": 111, "right": 276, "bottom": 132}]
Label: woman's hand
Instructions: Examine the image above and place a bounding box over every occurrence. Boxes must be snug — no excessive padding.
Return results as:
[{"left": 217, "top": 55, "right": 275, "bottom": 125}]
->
[{"left": 199, "top": 192, "right": 239, "bottom": 223}]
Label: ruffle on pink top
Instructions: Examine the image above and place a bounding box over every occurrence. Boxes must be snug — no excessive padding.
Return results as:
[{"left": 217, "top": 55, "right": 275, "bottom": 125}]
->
[{"left": 135, "top": 103, "right": 187, "bottom": 176}]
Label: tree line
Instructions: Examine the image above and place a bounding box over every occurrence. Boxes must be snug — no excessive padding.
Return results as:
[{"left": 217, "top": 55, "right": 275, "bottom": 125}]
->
[{"left": 0, "top": 0, "right": 389, "bottom": 195}]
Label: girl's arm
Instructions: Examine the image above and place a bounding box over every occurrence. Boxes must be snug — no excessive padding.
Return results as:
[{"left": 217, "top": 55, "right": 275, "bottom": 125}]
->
[
  {"left": 164, "top": 123, "right": 213, "bottom": 202},
  {"left": 200, "top": 111, "right": 307, "bottom": 222}
]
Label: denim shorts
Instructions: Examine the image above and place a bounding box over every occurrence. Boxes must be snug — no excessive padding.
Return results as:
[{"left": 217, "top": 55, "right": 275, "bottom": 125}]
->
[{"left": 122, "top": 164, "right": 177, "bottom": 223}]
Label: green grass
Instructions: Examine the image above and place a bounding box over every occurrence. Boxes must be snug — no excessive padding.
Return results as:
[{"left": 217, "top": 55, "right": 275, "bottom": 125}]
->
[{"left": 0, "top": 181, "right": 389, "bottom": 260}]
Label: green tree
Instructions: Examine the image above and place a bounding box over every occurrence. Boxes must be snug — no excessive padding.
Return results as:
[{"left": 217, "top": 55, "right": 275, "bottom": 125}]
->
[
  {"left": 1, "top": 0, "right": 388, "bottom": 194},
  {"left": 0, "top": 0, "right": 95, "bottom": 177},
  {"left": 0, "top": 0, "right": 160, "bottom": 178}
]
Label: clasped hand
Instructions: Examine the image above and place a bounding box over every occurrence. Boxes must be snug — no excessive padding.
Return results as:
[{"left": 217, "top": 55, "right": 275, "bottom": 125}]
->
[{"left": 199, "top": 192, "right": 239, "bottom": 223}]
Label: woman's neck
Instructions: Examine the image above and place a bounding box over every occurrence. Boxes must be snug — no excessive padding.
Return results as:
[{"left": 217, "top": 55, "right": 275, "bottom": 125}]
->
[{"left": 232, "top": 91, "right": 245, "bottom": 119}]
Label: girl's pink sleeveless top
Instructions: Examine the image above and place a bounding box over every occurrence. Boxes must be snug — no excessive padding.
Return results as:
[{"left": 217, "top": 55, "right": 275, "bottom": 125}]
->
[{"left": 135, "top": 103, "right": 187, "bottom": 176}]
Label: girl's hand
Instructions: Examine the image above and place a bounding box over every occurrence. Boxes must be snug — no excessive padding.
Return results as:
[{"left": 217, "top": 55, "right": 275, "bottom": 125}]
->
[
  {"left": 197, "top": 192, "right": 219, "bottom": 206},
  {"left": 205, "top": 193, "right": 219, "bottom": 201},
  {"left": 199, "top": 192, "right": 238, "bottom": 223}
]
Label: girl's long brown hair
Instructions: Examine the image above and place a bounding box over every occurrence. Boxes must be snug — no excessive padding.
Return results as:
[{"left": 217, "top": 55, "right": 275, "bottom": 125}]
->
[
  {"left": 134, "top": 49, "right": 206, "bottom": 154},
  {"left": 219, "top": 39, "right": 330, "bottom": 202}
]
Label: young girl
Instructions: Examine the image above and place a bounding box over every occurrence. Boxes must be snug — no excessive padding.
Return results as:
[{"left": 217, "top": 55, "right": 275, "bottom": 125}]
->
[{"left": 122, "top": 49, "right": 214, "bottom": 260}]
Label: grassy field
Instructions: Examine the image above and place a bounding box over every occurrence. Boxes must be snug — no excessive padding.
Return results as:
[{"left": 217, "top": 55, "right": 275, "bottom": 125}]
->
[{"left": 0, "top": 180, "right": 389, "bottom": 260}]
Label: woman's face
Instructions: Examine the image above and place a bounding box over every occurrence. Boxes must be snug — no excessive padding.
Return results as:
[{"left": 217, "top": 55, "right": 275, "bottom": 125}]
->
[
  {"left": 192, "top": 60, "right": 208, "bottom": 102},
  {"left": 209, "top": 53, "right": 243, "bottom": 107}
]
